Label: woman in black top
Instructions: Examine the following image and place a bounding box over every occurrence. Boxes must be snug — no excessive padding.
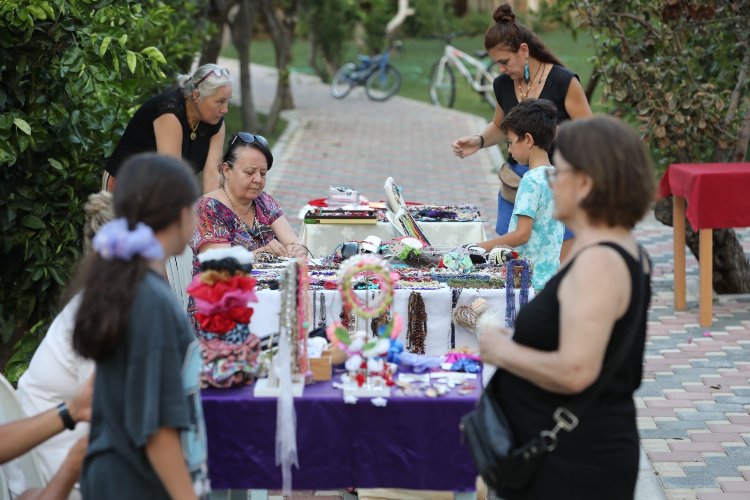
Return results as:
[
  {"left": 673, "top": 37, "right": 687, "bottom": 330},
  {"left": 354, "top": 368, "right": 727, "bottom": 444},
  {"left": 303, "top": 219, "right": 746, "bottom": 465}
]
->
[
  {"left": 105, "top": 64, "right": 233, "bottom": 193},
  {"left": 452, "top": 3, "right": 592, "bottom": 258},
  {"left": 478, "top": 116, "right": 656, "bottom": 499}
]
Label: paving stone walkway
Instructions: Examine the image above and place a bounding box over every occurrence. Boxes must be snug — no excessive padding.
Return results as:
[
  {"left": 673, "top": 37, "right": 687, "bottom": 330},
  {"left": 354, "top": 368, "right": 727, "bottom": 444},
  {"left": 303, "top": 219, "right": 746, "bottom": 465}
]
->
[{"left": 218, "top": 59, "right": 750, "bottom": 500}]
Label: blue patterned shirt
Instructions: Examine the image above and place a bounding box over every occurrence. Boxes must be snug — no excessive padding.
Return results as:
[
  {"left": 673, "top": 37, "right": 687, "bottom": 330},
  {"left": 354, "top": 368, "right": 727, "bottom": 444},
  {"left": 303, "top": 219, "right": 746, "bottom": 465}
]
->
[{"left": 507, "top": 166, "right": 564, "bottom": 290}]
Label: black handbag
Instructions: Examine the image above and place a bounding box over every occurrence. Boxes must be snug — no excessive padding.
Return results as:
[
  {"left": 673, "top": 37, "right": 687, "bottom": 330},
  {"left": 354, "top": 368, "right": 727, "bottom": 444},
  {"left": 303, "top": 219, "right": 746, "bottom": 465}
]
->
[{"left": 462, "top": 245, "right": 649, "bottom": 492}]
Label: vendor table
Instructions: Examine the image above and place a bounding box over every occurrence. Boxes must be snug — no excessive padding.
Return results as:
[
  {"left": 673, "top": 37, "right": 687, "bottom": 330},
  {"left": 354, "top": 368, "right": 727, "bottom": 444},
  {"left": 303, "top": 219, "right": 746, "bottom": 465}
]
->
[
  {"left": 658, "top": 163, "right": 750, "bottom": 326},
  {"left": 201, "top": 376, "right": 480, "bottom": 493},
  {"left": 250, "top": 287, "right": 531, "bottom": 355},
  {"left": 299, "top": 221, "right": 487, "bottom": 258}
]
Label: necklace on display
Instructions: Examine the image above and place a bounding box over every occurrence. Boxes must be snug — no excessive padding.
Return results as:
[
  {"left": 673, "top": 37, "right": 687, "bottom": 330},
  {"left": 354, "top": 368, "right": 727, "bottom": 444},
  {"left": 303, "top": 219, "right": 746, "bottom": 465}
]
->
[
  {"left": 185, "top": 100, "right": 200, "bottom": 140},
  {"left": 518, "top": 62, "right": 544, "bottom": 101},
  {"left": 223, "top": 186, "right": 261, "bottom": 236}
]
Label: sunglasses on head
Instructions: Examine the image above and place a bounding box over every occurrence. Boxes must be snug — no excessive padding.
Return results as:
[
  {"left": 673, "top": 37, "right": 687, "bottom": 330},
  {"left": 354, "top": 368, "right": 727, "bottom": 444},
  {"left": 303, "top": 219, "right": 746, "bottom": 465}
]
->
[
  {"left": 229, "top": 131, "right": 269, "bottom": 149},
  {"left": 223, "top": 132, "right": 273, "bottom": 166},
  {"left": 192, "top": 66, "right": 230, "bottom": 88}
]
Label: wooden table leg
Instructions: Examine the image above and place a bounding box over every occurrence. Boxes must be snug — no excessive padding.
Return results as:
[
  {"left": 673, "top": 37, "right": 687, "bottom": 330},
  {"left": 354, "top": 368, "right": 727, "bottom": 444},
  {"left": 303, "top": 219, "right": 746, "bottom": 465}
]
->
[
  {"left": 673, "top": 196, "right": 687, "bottom": 310},
  {"left": 699, "top": 228, "right": 713, "bottom": 327}
]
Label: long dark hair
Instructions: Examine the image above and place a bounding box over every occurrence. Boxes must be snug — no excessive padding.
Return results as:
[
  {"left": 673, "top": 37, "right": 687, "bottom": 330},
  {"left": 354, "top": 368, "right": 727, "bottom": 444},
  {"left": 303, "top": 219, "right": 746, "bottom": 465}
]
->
[
  {"left": 72, "top": 153, "right": 199, "bottom": 360},
  {"left": 484, "top": 4, "right": 564, "bottom": 67}
]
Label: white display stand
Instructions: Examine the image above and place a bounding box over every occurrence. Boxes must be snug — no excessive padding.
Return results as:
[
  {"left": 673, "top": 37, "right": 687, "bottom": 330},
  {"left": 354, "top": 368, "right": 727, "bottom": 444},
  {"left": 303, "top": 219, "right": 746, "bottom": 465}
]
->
[{"left": 253, "top": 376, "right": 305, "bottom": 397}]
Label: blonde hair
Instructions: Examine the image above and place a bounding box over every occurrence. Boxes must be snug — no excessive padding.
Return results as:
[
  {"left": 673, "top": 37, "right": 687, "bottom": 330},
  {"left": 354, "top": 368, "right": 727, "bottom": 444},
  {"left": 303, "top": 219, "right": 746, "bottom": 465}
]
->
[{"left": 83, "top": 190, "right": 114, "bottom": 253}]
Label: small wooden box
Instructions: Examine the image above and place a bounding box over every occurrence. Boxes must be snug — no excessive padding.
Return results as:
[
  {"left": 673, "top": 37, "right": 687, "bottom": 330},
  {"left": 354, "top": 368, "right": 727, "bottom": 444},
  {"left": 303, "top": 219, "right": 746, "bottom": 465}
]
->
[{"left": 310, "top": 354, "right": 332, "bottom": 381}]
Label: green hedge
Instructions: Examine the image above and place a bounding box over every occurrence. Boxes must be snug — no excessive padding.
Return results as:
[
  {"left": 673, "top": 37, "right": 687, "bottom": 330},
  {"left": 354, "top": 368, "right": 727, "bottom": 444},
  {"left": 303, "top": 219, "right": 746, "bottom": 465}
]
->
[{"left": 0, "top": 0, "right": 207, "bottom": 381}]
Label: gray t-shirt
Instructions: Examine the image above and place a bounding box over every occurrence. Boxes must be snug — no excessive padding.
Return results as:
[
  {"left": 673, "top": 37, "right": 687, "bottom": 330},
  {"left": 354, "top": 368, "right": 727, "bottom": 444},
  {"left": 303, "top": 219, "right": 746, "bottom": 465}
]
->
[{"left": 81, "top": 270, "right": 209, "bottom": 498}]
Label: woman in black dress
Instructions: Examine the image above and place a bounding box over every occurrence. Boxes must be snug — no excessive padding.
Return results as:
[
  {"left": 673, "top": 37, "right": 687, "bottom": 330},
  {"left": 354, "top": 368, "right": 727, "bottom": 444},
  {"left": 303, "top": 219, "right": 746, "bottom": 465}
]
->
[
  {"left": 105, "top": 64, "right": 233, "bottom": 193},
  {"left": 478, "top": 116, "right": 656, "bottom": 499}
]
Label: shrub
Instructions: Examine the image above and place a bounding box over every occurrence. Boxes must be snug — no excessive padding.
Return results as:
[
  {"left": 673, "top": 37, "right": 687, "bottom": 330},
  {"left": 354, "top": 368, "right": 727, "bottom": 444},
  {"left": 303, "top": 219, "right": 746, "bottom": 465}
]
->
[{"left": 0, "top": 0, "right": 208, "bottom": 381}]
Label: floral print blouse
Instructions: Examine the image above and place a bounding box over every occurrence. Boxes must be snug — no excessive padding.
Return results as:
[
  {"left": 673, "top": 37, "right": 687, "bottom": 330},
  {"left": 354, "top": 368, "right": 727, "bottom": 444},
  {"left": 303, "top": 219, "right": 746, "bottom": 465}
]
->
[{"left": 189, "top": 193, "right": 283, "bottom": 276}]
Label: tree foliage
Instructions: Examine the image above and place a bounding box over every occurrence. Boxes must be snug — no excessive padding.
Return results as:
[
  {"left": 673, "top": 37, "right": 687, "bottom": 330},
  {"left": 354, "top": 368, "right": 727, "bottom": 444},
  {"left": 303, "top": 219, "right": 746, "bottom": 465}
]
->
[
  {"left": 547, "top": 0, "right": 750, "bottom": 174},
  {"left": 542, "top": 0, "right": 750, "bottom": 293},
  {"left": 0, "top": 0, "right": 207, "bottom": 380}
]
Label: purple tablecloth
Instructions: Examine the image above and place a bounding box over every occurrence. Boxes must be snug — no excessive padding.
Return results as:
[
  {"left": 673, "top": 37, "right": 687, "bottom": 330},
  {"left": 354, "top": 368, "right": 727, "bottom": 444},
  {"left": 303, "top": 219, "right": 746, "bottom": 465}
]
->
[{"left": 201, "top": 374, "right": 481, "bottom": 491}]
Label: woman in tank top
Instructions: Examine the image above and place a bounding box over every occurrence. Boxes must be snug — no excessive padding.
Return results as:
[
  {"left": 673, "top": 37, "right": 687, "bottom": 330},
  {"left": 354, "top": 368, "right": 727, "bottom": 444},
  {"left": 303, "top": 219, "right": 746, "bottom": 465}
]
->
[
  {"left": 478, "top": 116, "right": 656, "bottom": 499},
  {"left": 451, "top": 3, "right": 592, "bottom": 260}
]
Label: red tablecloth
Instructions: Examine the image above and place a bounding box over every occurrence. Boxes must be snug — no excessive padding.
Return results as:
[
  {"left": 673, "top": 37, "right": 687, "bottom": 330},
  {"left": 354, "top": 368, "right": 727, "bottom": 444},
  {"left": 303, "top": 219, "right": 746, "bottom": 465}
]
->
[{"left": 658, "top": 163, "right": 750, "bottom": 230}]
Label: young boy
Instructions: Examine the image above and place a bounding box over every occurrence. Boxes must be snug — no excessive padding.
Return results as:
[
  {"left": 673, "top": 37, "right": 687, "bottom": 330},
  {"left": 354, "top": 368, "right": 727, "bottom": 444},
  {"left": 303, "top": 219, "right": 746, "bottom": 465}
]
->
[{"left": 475, "top": 98, "right": 564, "bottom": 290}]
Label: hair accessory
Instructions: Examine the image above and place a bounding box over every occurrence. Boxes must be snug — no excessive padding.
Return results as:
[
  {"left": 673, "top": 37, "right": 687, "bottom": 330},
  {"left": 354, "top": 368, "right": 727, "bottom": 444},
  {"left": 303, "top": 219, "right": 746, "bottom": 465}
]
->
[
  {"left": 337, "top": 254, "right": 397, "bottom": 318},
  {"left": 92, "top": 217, "right": 164, "bottom": 261}
]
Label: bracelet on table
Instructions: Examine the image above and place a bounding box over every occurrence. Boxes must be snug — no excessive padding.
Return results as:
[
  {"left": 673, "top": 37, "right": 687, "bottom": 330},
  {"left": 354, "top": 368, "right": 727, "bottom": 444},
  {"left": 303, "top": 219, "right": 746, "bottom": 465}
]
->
[{"left": 476, "top": 134, "right": 485, "bottom": 149}]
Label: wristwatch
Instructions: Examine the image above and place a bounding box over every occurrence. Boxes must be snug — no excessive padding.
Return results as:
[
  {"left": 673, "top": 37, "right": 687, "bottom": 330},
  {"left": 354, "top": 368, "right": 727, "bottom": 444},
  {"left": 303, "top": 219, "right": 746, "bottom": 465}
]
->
[{"left": 56, "top": 402, "right": 77, "bottom": 430}]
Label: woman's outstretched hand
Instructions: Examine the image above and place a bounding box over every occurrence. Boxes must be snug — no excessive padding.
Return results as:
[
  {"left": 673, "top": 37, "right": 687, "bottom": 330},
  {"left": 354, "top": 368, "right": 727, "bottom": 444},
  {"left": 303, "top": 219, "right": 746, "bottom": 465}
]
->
[{"left": 452, "top": 135, "right": 482, "bottom": 159}]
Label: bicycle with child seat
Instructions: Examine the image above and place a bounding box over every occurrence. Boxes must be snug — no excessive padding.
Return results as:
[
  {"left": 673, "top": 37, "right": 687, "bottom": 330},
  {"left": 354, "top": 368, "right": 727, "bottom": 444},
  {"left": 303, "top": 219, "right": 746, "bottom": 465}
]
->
[
  {"left": 428, "top": 33, "right": 499, "bottom": 110},
  {"left": 330, "top": 41, "right": 403, "bottom": 102}
]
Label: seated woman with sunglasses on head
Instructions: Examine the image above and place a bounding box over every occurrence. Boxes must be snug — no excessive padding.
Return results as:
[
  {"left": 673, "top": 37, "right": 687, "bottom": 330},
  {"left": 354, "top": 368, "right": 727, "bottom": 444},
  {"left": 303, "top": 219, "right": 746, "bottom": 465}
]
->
[
  {"left": 104, "top": 64, "right": 233, "bottom": 193},
  {"left": 189, "top": 132, "right": 306, "bottom": 335}
]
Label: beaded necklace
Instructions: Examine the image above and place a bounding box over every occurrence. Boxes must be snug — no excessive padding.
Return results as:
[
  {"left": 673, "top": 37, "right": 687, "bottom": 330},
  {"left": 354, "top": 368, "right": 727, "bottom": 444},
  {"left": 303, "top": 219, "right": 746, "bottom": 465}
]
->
[
  {"left": 517, "top": 62, "right": 545, "bottom": 101},
  {"left": 223, "top": 186, "right": 262, "bottom": 237}
]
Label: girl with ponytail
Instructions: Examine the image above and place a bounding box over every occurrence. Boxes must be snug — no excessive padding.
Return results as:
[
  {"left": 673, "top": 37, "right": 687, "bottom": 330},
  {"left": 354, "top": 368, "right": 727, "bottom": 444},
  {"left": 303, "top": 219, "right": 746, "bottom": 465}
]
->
[{"left": 73, "top": 153, "right": 209, "bottom": 499}]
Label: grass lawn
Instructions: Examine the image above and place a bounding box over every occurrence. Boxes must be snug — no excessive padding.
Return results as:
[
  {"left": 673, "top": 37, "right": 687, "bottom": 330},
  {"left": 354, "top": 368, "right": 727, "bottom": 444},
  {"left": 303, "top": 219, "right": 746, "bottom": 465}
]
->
[{"left": 221, "top": 29, "right": 600, "bottom": 118}]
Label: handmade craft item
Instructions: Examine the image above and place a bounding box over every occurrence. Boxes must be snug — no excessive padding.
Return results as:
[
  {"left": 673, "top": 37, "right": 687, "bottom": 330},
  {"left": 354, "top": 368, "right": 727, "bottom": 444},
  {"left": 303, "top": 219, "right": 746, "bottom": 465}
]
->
[
  {"left": 504, "top": 259, "right": 532, "bottom": 328},
  {"left": 406, "top": 291, "right": 427, "bottom": 354},
  {"left": 452, "top": 298, "right": 490, "bottom": 333},
  {"left": 327, "top": 254, "right": 403, "bottom": 397},
  {"left": 383, "top": 176, "right": 430, "bottom": 245},
  {"left": 186, "top": 247, "right": 260, "bottom": 388}
]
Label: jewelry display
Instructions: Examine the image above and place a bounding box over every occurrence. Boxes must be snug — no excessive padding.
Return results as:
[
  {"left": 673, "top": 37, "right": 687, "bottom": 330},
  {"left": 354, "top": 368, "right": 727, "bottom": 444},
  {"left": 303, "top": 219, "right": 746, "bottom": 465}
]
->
[
  {"left": 406, "top": 291, "right": 427, "bottom": 354},
  {"left": 186, "top": 247, "right": 260, "bottom": 388},
  {"left": 326, "top": 255, "right": 403, "bottom": 399},
  {"left": 504, "top": 259, "right": 532, "bottom": 328}
]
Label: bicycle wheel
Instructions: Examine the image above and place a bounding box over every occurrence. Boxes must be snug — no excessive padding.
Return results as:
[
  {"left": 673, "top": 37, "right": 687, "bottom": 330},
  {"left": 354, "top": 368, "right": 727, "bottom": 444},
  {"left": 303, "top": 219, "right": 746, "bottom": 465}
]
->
[
  {"left": 365, "top": 64, "right": 401, "bottom": 101},
  {"left": 429, "top": 59, "right": 455, "bottom": 108},
  {"left": 331, "top": 62, "right": 357, "bottom": 99},
  {"left": 480, "top": 60, "right": 499, "bottom": 110}
]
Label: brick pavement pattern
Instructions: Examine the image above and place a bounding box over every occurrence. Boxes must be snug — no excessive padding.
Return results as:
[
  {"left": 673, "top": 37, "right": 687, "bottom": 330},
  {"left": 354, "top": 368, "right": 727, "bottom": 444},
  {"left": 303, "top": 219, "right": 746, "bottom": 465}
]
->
[{"left": 218, "top": 60, "right": 750, "bottom": 499}]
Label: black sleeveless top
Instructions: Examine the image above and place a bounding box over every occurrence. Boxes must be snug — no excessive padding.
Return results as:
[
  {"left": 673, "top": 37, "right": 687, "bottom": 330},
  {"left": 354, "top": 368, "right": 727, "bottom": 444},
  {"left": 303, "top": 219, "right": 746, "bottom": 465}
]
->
[
  {"left": 493, "top": 64, "right": 578, "bottom": 123},
  {"left": 490, "top": 242, "right": 651, "bottom": 499},
  {"left": 105, "top": 89, "right": 223, "bottom": 176}
]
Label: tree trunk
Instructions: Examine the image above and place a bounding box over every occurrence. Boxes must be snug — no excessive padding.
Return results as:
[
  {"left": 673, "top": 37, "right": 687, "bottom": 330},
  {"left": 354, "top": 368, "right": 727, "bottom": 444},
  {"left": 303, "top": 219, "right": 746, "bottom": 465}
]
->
[
  {"left": 200, "top": 0, "right": 238, "bottom": 65},
  {"left": 584, "top": 67, "right": 600, "bottom": 103},
  {"left": 258, "top": 0, "right": 300, "bottom": 135},
  {"left": 228, "top": 0, "right": 260, "bottom": 131},
  {"left": 654, "top": 197, "right": 750, "bottom": 293}
]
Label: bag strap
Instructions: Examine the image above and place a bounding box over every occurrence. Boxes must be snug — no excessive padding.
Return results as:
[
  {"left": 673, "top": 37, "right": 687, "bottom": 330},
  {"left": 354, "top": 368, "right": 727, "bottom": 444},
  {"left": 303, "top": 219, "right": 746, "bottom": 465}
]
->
[{"left": 539, "top": 242, "right": 650, "bottom": 450}]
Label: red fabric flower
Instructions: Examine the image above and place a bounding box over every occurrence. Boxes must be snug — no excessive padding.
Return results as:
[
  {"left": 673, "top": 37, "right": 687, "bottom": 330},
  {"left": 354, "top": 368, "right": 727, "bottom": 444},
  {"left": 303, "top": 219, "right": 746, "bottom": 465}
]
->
[
  {"left": 355, "top": 372, "right": 366, "bottom": 387},
  {"left": 188, "top": 275, "right": 257, "bottom": 303},
  {"left": 195, "top": 313, "right": 236, "bottom": 334}
]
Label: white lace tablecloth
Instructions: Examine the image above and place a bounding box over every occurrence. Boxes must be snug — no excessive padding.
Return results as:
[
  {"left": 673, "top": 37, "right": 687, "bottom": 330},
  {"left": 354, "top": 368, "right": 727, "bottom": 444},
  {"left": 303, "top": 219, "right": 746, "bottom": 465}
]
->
[
  {"left": 249, "top": 287, "right": 532, "bottom": 356},
  {"left": 299, "top": 221, "right": 487, "bottom": 258}
]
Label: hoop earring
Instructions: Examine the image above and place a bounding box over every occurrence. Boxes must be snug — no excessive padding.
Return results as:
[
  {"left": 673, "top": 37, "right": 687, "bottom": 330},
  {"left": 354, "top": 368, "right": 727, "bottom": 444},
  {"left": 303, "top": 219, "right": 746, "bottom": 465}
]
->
[{"left": 524, "top": 59, "right": 530, "bottom": 82}]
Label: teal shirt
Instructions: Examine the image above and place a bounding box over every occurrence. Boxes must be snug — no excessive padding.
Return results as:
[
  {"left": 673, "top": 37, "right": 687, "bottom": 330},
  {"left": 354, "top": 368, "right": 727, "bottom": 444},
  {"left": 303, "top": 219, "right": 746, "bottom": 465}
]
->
[{"left": 507, "top": 166, "right": 564, "bottom": 290}]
